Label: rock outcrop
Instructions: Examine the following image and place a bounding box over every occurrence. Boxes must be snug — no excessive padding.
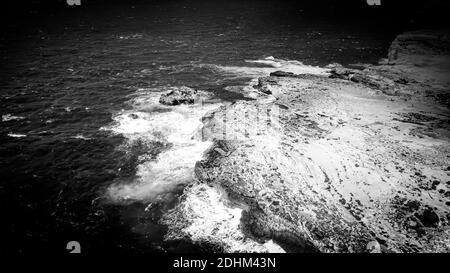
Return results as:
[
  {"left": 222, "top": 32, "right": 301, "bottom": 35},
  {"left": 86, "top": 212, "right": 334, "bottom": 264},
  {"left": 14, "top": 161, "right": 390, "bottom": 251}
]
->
[
  {"left": 388, "top": 30, "right": 450, "bottom": 64},
  {"left": 159, "top": 86, "right": 209, "bottom": 106},
  {"left": 327, "top": 30, "right": 450, "bottom": 97},
  {"left": 328, "top": 66, "right": 400, "bottom": 95},
  {"left": 161, "top": 31, "right": 450, "bottom": 253}
]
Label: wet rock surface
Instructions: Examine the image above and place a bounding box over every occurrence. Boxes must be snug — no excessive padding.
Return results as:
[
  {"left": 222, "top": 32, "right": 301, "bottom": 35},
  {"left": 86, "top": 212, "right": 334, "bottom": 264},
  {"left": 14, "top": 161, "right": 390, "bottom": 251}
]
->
[
  {"left": 159, "top": 86, "right": 209, "bottom": 106},
  {"left": 388, "top": 30, "right": 450, "bottom": 64},
  {"left": 162, "top": 31, "right": 450, "bottom": 252},
  {"left": 270, "top": 70, "right": 295, "bottom": 77}
]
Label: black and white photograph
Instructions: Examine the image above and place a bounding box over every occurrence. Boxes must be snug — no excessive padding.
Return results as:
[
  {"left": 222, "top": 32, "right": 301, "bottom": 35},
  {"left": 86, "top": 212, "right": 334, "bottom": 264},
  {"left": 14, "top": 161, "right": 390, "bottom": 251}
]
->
[{"left": 1, "top": 0, "right": 449, "bottom": 264}]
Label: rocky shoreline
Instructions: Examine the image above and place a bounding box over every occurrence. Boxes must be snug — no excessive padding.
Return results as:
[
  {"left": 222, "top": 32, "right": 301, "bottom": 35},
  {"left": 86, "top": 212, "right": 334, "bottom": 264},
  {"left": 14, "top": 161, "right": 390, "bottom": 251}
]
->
[{"left": 161, "top": 30, "right": 450, "bottom": 253}]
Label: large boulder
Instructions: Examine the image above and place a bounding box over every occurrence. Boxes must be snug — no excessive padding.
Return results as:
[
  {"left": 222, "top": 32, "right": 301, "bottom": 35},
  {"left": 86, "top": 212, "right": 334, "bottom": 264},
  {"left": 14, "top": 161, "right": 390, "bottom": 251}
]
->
[
  {"left": 328, "top": 67, "right": 354, "bottom": 80},
  {"left": 270, "top": 70, "right": 295, "bottom": 77},
  {"left": 159, "top": 86, "right": 207, "bottom": 106}
]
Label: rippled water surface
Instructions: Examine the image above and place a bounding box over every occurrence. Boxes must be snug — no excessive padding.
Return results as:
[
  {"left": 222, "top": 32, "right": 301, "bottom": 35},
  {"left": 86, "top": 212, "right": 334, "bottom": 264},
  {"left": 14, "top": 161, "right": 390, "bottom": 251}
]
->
[{"left": 0, "top": 0, "right": 396, "bottom": 253}]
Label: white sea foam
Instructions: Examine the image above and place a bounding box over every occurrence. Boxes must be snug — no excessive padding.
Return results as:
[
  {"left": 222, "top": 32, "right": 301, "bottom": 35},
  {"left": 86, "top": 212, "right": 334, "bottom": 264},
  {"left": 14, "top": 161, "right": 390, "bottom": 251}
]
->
[
  {"left": 117, "top": 34, "right": 143, "bottom": 40},
  {"left": 103, "top": 91, "right": 221, "bottom": 202},
  {"left": 212, "top": 56, "right": 329, "bottom": 78},
  {"left": 2, "top": 114, "right": 25, "bottom": 122},
  {"left": 165, "top": 184, "right": 286, "bottom": 253}
]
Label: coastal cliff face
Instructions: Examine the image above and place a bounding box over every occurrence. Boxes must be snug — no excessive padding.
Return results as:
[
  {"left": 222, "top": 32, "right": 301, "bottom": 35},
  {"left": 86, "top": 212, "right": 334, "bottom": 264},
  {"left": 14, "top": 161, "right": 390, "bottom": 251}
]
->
[
  {"left": 161, "top": 31, "right": 450, "bottom": 253},
  {"left": 388, "top": 30, "right": 450, "bottom": 64}
]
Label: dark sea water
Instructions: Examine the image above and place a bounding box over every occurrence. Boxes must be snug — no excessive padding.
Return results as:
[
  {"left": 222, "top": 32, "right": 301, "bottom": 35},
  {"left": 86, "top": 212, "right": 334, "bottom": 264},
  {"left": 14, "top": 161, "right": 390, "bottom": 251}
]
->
[{"left": 0, "top": 0, "right": 398, "bottom": 254}]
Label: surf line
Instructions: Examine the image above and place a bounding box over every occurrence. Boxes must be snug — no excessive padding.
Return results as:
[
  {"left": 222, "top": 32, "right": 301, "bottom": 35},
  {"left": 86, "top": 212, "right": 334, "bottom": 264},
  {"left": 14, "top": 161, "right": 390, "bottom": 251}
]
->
[{"left": 173, "top": 256, "right": 208, "bottom": 271}]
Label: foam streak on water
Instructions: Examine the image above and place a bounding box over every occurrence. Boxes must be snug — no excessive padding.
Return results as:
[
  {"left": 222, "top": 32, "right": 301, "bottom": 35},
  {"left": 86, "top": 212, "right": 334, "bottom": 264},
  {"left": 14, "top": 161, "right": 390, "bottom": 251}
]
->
[
  {"left": 102, "top": 89, "right": 221, "bottom": 203},
  {"left": 166, "top": 184, "right": 286, "bottom": 253},
  {"left": 210, "top": 56, "right": 330, "bottom": 78}
]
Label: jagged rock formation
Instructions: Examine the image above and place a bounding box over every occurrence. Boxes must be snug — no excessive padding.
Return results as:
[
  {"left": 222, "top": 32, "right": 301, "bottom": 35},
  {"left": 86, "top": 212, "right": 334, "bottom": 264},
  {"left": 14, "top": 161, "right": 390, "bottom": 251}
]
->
[
  {"left": 161, "top": 31, "right": 450, "bottom": 253},
  {"left": 328, "top": 30, "right": 450, "bottom": 98},
  {"left": 388, "top": 30, "right": 450, "bottom": 64},
  {"left": 270, "top": 71, "right": 295, "bottom": 77},
  {"left": 159, "top": 86, "right": 209, "bottom": 106}
]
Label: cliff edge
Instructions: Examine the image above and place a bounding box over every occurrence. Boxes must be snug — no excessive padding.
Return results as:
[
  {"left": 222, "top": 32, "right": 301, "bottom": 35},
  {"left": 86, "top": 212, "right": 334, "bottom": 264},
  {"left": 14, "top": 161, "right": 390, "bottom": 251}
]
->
[{"left": 162, "top": 30, "right": 450, "bottom": 253}]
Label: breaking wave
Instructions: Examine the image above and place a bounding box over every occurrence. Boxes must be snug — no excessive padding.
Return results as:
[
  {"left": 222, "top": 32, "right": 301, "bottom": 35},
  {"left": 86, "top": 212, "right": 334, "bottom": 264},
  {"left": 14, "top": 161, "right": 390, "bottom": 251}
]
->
[
  {"left": 102, "top": 88, "right": 221, "bottom": 203},
  {"left": 207, "top": 56, "right": 329, "bottom": 78}
]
